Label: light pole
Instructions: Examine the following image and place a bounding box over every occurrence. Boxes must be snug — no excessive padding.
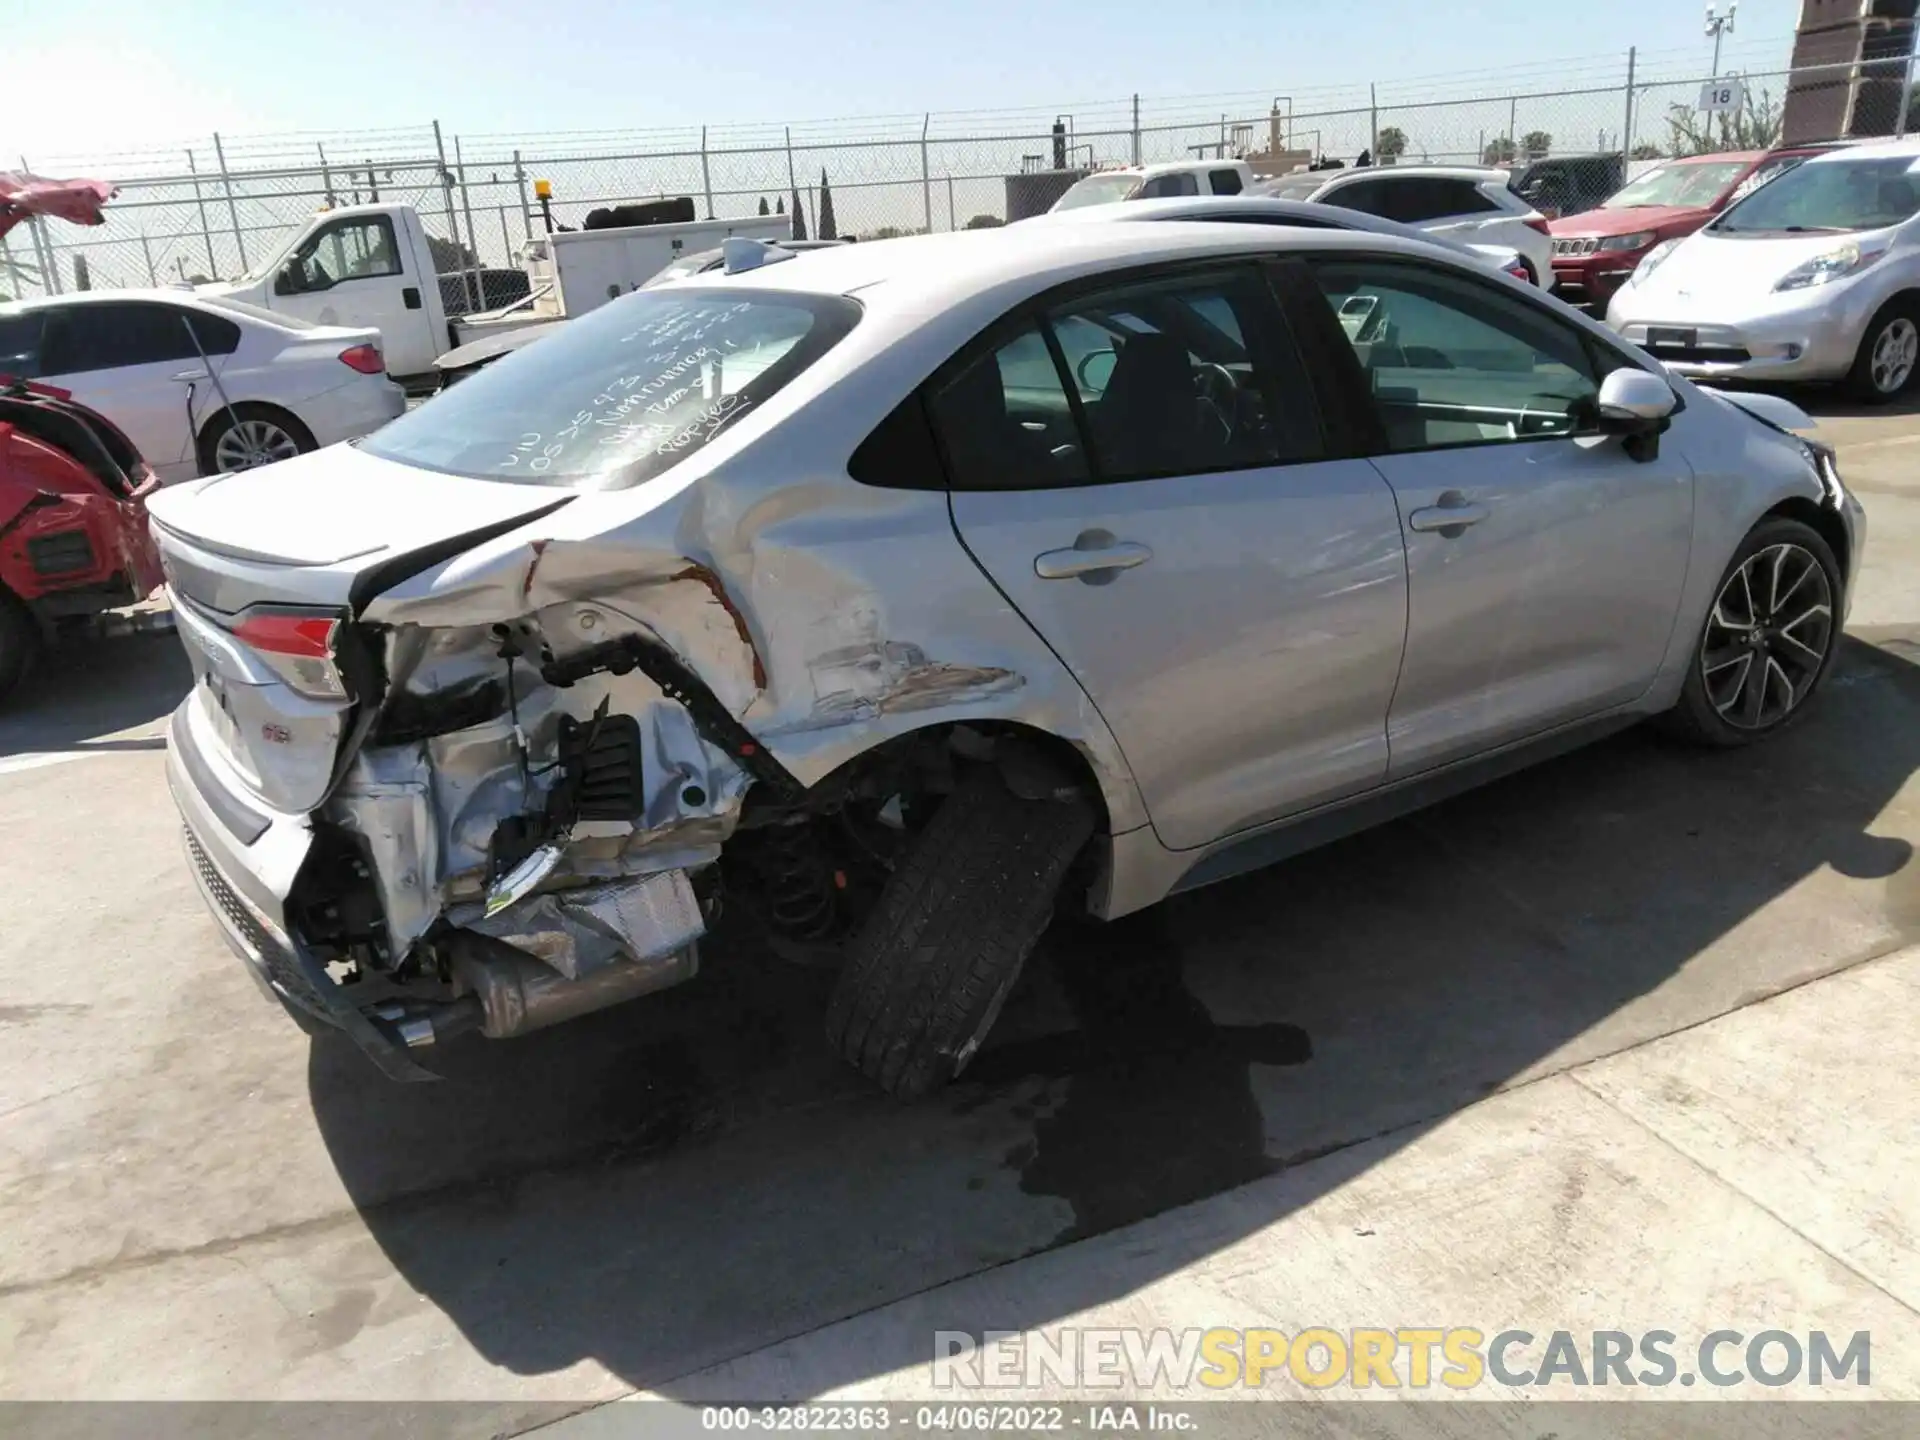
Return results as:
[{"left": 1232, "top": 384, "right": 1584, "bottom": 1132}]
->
[{"left": 1705, "top": 2, "right": 1737, "bottom": 77}]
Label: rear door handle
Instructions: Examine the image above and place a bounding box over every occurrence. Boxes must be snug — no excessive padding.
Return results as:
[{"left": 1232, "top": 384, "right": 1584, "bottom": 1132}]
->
[
  {"left": 1407, "top": 495, "right": 1490, "bottom": 536},
  {"left": 1035, "top": 534, "right": 1152, "bottom": 583},
  {"left": 402, "top": 287, "right": 422, "bottom": 310}
]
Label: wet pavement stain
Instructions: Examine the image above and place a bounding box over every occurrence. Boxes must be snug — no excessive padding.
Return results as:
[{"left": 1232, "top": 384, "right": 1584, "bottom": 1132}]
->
[{"left": 966, "top": 907, "right": 1311, "bottom": 1241}]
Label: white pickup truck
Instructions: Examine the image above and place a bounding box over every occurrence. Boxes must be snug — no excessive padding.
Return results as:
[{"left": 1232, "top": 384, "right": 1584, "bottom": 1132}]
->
[
  {"left": 195, "top": 202, "right": 791, "bottom": 390},
  {"left": 1048, "top": 159, "right": 1258, "bottom": 213}
]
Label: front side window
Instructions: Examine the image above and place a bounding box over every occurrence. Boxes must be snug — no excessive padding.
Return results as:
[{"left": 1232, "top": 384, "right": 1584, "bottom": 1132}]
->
[
  {"left": 1310, "top": 258, "right": 1606, "bottom": 452},
  {"left": 1139, "top": 172, "right": 1200, "bottom": 198},
  {"left": 1712, "top": 155, "right": 1920, "bottom": 234},
  {"left": 361, "top": 287, "right": 859, "bottom": 487},
  {"left": 1209, "top": 169, "right": 1245, "bottom": 196},
  {"left": 281, "top": 216, "right": 402, "bottom": 293}
]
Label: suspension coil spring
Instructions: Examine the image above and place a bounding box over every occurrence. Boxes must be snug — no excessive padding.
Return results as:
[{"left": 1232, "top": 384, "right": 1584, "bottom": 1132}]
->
[{"left": 761, "top": 819, "right": 838, "bottom": 941}]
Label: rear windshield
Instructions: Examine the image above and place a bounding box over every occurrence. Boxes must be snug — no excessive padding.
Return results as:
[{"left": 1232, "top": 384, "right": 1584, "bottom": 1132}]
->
[
  {"left": 1051, "top": 173, "right": 1146, "bottom": 210},
  {"left": 360, "top": 287, "right": 859, "bottom": 487},
  {"left": 1711, "top": 154, "right": 1920, "bottom": 235}
]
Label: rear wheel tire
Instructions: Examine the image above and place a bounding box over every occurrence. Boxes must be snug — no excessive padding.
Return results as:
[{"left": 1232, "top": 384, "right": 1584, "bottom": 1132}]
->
[
  {"left": 824, "top": 766, "right": 1095, "bottom": 1100},
  {"left": 0, "top": 589, "right": 39, "bottom": 705},
  {"left": 1660, "top": 517, "right": 1842, "bottom": 748},
  {"left": 1845, "top": 299, "right": 1920, "bottom": 403},
  {"left": 198, "top": 405, "right": 317, "bottom": 475}
]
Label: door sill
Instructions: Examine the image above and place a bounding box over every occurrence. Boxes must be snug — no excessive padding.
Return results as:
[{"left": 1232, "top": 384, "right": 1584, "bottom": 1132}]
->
[{"left": 1170, "top": 710, "right": 1641, "bottom": 895}]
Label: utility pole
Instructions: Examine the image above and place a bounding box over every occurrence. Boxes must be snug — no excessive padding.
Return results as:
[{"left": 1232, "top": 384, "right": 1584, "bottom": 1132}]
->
[{"left": 1705, "top": 2, "right": 1737, "bottom": 77}]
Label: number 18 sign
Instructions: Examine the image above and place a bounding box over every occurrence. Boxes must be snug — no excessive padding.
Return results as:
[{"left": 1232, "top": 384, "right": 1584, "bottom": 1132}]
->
[{"left": 1699, "top": 78, "right": 1746, "bottom": 114}]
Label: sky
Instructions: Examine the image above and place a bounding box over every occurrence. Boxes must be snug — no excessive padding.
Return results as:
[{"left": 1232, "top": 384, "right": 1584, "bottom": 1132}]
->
[{"left": 7, "top": 0, "right": 1811, "bottom": 164}]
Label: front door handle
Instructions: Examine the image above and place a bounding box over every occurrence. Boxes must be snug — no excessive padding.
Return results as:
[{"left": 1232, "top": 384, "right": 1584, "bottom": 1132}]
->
[
  {"left": 1035, "top": 531, "right": 1152, "bottom": 584},
  {"left": 1407, "top": 493, "right": 1490, "bottom": 537},
  {"left": 402, "top": 286, "right": 422, "bottom": 310}
]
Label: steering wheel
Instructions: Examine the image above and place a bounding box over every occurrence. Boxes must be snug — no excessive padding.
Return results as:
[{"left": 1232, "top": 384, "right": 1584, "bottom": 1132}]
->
[{"left": 1193, "top": 363, "right": 1240, "bottom": 444}]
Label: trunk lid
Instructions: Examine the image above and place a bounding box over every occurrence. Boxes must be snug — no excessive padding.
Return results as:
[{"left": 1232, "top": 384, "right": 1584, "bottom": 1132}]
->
[{"left": 150, "top": 443, "right": 571, "bottom": 812}]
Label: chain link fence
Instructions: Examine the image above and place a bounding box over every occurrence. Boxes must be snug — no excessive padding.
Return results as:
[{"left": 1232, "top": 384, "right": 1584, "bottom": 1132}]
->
[{"left": 5, "top": 41, "right": 1914, "bottom": 302}]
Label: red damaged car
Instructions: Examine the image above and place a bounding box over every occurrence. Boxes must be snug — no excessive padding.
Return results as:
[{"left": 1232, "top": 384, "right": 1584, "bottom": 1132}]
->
[
  {"left": 0, "top": 378, "right": 163, "bottom": 698},
  {"left": 1548, "top": 147, "right": 1835, "bottom": 310}
]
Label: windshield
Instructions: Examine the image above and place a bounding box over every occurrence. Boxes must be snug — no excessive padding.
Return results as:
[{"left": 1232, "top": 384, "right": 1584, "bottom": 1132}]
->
[
  {"left": 1258, "top": 176, "right": 1326, "bottom": 201},
  {"left": 1604, "top": 160, "right": 1749, "bottom": 210},
  {"left": 1051, "top": 173, "right": 1145, "bottom": 211},
  {"left": 360, "top": 287, "right": 860, "bottom": 487},
  {"left": 1711, "top": 154, "right": 1920, "bottom": 235}
]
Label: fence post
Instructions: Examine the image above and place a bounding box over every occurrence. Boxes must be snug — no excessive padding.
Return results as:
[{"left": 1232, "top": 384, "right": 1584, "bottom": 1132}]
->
[
  {"left": 1622, "top": 47, "right": 1637, "bottom": 158},
  {"left": 433, "top": 120, "right": 464, "bottom": 290},
  {"left": 514, "top": 150, "right": 533, "bottom": 241},
  {"left": 18, "top": 154, "right": 60, "bottom": 295},
  {"left": 212, "top": 132, "right": 248, "bottom": 274},
  {"left": 700, "top": 126, "right": 715, "bottom": 219},
  {"left": 1131, "top": 94, "right": 1141, "bottom": 165},
  {"left": 454, "top": 136, "right": 484, "bottom": 306},
  {"left": 921, "top": 114, "right": 932, "bottom": 233},
  {"left": 186, "top": 148, "right": 218, "bottom": 277},
  {"left": 499, "top": 205, "right": 513, "bottom": 267},
  {"left": 139, "top": 232, "right": 157, "bottom": 286},
  {"left": 1508, "top": 97, "right": 1518, "bottom": 158},
  {"left": 785, "top": 125, "right": 797, "bottom": 195},
  {"left": 1369, "top": 85, "right": 1378, "bottom": 162},
  {"left": 1901, "top": 31, "right": 1918, "bottom": 137},
  {"left": 318, "top": 141, "right": 335, "bottom": 207},
  {"left": 947, "top": 174, "right": 955, "bottom": 231}
]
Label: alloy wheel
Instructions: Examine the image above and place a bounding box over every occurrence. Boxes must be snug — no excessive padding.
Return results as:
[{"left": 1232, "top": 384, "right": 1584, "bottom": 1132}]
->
[
  {"left": 1870, "top": 317, "right": 1919, "bottom": 395},
  {"left": 213, "top": 418, "right": 303, "bottom": 472},
  {"left": 1700, "top": 542, "right": 1834, "bottom": 731}
]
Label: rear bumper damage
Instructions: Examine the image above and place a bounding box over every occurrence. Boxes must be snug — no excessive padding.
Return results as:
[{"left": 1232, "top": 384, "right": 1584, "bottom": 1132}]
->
[{"left": 165, "top": 595, "right": 775, "bottom": 1078}]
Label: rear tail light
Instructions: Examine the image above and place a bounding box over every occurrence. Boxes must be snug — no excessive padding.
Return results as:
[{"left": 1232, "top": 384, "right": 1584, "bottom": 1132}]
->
[
  {"left": 233, "top": 609, "right": 348, "bottom": 699},
  {"left": 338, "top": 344, "right": 385, "bottom": 375},
  {"left": 1523, "top": 216, "right": 1552, "bottom": 235}
]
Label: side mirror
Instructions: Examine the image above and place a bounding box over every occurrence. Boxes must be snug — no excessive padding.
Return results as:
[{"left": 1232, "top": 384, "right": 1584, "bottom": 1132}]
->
[
  {"left": 274, "top": 262, "right": 303, "bottom": 297},
  {"left": 1597, "top": 369, "right": 1676, "bottom": 429}
]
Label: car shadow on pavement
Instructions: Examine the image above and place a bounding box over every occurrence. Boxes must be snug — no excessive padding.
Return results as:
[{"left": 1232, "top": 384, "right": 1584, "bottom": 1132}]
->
[
  {"left": 0, "top": 634, "right": 189, "bottom": 758},
  {"left": 306, "top": 635, "right": 1920, "bottom": 1397}
]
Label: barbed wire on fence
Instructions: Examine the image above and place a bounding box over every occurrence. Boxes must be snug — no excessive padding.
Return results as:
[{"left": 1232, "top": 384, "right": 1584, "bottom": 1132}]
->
[{"left": 12, "top": 37, "right": 1917, "bottom": 302}]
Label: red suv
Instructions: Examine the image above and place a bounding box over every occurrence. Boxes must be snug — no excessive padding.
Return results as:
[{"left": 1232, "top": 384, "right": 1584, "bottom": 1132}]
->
[{"left": 1547, "top": 146, "right": 1837, "bottom": 310}]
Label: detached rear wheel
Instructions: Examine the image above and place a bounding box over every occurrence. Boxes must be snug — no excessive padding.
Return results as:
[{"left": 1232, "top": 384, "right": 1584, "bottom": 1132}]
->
[
  {"left": 825, "top": 765, "right": 1094, "bottom": 1099},
  {"left": 1846, "top": 300, "right": 1920, "bottom": 403},
  {"left": 1663, "top": 518, "right": 1841, "bottom": 747}
]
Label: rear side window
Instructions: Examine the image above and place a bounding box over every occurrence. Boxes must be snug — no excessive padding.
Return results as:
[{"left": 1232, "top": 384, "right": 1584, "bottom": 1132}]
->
[
  {"left": 360, "top": 288, "right": 860, "bottom": 487},
  {"left": 909, "top": 266, "right": 1323, "bottom": 492},
  {"left": 1322, "top": 179, "right": 1393, "bottom": 217},
  {"left": 41, "top": 302, "right": 212, "bottom": 373},
  {"left": 1208, "top": 169, "right": 1245, "bottom": 196},
  {"left": 0, "top": 311, "right": 47, "bottom": 378}
]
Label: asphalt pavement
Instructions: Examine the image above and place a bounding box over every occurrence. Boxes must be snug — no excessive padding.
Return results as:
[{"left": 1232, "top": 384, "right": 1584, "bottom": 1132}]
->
[{"left": 1, "top": 396, "right": 1917, "bottom": 1428}]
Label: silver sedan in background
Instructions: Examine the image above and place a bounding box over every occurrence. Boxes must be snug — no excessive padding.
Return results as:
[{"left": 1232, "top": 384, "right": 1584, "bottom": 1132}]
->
[{"left": 1609, "top": 139, "right": 1920, "bottom": 401}]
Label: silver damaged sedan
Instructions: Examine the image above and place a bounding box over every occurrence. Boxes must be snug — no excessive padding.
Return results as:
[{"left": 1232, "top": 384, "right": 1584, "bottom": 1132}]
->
[{"left": 151, "top": 222, "right": 1866, "bottom": 1096}]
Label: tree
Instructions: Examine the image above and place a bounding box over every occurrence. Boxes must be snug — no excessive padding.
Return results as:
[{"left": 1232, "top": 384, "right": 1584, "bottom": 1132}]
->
[
  {"left": 963, "top": 213, "right": 1004, "bottom": 229},
  {"left": 861, "top": 225, "right": 929, "bottom": 240},
  {"left": 1630, "top": 141, "right": 1665, "bottom": 161},
  {"left": 817, "top": 169, "right": 837, "bottom": 241},
  {"left": 1375, "top": 126, "right": 1408, "bottom": 162},
  {"left": 1482, "top": 135, "right": 1517, "bottom": 165},
  {"left": 757, "top": 196, "right": 770, "bottom": 216},
  {"left": 776, "top": 196, "right": 785, "bottom": 214},
  {"left": 1523, "top": 130, "right": 1553, "bottom": 160},
  {"left": 1665, "top": 85, "right": 1782, "bottom": 155},
  {"left": 790, "top": 186, "right": 808, "bottom": 241}
]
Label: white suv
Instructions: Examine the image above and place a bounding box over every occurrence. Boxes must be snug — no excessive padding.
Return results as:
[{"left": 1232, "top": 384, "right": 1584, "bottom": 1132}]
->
[{"left": 1259, "top": 166, "right": 1555, "bottom": 286}]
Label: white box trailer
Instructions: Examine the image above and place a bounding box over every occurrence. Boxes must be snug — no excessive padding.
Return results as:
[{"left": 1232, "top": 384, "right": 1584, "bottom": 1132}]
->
[{"left": 516, "top": 214, "right": 794, "bottom": 322}]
